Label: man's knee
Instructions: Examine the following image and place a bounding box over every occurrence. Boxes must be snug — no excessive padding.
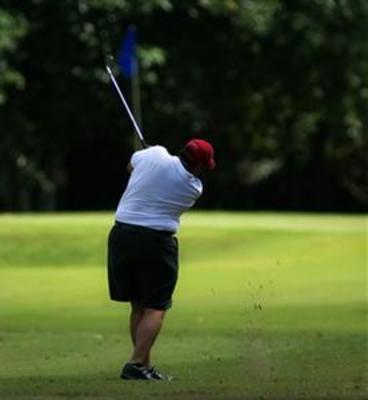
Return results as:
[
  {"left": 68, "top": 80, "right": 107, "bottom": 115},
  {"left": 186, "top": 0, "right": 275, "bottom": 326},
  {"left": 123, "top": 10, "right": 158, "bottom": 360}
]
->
[
  {"left": 131, "top": 303, "right": 166, "bottom": 319},
  {"left": 143, "top": 307, "right": 166, "bottom": 320}
]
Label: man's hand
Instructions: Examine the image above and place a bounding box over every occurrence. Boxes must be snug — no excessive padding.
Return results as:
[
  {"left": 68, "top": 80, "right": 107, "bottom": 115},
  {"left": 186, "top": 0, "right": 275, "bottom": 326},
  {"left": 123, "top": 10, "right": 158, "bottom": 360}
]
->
[{"left": 140, "top": 139, "right": 149, "bottom": 149}]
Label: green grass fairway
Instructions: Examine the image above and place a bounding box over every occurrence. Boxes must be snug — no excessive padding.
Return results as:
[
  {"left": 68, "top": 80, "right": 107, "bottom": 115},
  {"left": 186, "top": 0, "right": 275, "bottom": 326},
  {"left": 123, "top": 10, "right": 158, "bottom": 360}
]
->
[{"left": 0, "top": 212, "right": 367, "bottom": 400}]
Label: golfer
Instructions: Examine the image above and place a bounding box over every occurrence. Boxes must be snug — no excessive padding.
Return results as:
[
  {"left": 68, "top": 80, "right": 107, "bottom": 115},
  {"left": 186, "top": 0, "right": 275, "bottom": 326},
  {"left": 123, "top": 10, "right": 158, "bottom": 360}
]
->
[{"left": 107, "top": 138, "right": 215, "bottom": 381}]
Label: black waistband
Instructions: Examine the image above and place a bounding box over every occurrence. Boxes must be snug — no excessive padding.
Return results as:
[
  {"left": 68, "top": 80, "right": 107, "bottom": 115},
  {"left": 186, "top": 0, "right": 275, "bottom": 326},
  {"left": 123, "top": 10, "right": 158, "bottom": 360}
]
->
[{"left": 115, "top": 221, "right": 174, "bottom": 237}]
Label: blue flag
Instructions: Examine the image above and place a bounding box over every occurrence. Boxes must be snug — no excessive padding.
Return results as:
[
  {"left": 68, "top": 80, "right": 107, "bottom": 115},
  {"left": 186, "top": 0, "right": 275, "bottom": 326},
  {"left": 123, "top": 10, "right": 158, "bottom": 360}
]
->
[{"left": 118, "top": 26, "right": 137, "bottom": 78}]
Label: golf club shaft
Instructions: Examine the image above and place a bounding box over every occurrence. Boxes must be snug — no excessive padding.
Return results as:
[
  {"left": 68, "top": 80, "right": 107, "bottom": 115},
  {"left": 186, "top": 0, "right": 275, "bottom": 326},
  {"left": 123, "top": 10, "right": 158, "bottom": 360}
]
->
[{"left": 105, "top": 65, "right": 147, "bottom": 148}]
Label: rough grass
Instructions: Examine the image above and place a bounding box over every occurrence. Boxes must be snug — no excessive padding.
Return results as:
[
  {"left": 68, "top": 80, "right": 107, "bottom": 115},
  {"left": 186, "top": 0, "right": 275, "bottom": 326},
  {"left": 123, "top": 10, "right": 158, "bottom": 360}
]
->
[{"left": 0, "top": 212, "right": 367, "bottom": 400}]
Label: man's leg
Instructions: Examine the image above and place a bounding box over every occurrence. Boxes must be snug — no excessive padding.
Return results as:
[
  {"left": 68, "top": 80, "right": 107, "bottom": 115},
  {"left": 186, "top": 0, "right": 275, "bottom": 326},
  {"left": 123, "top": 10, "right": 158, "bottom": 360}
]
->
[
  {"left": 130, "top": 307, "right": 166, "bottom": 367},
  {"left": 130, "top": 303, "right": 145, "bottom": 346}
]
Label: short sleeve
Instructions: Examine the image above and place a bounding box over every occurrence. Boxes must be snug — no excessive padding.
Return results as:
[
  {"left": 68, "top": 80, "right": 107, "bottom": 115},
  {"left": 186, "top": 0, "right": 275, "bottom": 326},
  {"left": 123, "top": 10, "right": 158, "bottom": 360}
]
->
[{"left": 130, "top": 146, "right": 168, "bottom": 168}]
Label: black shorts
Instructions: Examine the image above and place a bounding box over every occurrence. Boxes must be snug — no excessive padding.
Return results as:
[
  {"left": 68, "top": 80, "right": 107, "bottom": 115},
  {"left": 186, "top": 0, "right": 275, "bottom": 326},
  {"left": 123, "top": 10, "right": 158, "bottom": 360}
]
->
[{"left": 107, "top": 222, "right": 178, "bottom": 311}]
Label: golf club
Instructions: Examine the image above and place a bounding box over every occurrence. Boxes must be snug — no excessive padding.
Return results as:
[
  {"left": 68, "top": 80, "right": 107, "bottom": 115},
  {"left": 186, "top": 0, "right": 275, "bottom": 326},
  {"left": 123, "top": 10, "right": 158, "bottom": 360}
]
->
[{"left": 105, "top": 56, "right": 148, "bottom": 148}]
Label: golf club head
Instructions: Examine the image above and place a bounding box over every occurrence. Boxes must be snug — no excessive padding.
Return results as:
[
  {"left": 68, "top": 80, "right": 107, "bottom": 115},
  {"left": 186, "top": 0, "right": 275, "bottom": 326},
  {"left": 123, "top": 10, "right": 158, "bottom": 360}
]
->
[{"left": 105, "top": 54, "right": 116, "bottom": 70}]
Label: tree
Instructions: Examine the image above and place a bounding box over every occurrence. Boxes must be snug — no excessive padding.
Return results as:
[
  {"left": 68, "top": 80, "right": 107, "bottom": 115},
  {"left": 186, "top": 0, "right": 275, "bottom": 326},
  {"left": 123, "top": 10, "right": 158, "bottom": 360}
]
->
[{"left": 0, "top": 0, "right": 366, "bottom": 211}]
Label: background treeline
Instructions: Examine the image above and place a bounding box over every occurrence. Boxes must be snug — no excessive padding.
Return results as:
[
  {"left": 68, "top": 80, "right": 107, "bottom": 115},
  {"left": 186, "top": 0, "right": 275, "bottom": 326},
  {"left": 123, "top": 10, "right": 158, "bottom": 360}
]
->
[{"left": 0, "top": 0, "right": 367, "bottom": 212}]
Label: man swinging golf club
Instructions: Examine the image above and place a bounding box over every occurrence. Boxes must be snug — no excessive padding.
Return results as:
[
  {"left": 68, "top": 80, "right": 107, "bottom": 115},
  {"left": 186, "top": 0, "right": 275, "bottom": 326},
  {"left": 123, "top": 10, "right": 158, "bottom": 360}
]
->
[{"left": 107, "top": 139, "right": 215, "bottom": 381}]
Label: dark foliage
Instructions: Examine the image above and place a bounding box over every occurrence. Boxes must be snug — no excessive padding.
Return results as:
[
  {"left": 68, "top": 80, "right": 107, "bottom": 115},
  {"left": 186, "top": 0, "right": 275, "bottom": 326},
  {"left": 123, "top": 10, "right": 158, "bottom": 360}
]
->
[{"left": 0, "top": 0, "right": 367, "bottom": 211}]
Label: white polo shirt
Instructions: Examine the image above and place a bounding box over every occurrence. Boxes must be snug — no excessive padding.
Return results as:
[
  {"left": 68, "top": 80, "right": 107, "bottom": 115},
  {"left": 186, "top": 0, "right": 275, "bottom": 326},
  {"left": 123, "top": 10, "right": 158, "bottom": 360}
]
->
[{"left": 115, "top": 146, "right": 203, "bottom": 233}]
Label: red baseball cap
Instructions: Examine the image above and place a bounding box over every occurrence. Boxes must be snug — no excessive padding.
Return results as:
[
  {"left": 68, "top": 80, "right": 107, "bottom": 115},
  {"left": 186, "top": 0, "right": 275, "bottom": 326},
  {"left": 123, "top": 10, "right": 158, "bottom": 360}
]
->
[{"left": 184, "top": 139, "right": 216, "bottom": 170}]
